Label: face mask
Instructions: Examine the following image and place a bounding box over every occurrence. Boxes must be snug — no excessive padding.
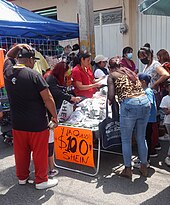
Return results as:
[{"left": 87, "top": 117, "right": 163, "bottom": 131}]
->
[
  {"left": 140, "top": 57, "right": 149, "bottom": 65},
  {"left": 127, "top": 53, "right": 133, "bottom": 59}
]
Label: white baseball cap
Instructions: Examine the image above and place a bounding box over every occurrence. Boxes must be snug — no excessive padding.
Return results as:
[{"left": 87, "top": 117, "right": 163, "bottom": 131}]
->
[{"left": 94, "top": 55, "right": 108, "bottom": 63}]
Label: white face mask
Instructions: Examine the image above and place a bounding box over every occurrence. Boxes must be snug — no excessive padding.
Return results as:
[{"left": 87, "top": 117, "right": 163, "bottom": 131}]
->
[{"left": 127, "top": 53, "right": 133, "bottom": 59}]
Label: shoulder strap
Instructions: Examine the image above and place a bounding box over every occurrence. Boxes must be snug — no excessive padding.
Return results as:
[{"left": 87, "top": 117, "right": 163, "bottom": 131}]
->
[{"left": 106, "top": 97, "right": 119, "bottom": 120}]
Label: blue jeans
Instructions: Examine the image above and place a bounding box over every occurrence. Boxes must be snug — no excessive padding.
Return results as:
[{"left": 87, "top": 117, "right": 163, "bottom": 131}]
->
[{"left": 120, "top": 95, "right": 150, "bottom": 167}]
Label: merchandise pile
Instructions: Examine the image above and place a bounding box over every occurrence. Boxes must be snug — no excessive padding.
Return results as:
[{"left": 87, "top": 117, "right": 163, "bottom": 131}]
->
[{"left": 59, "top": 89, "right": 112, "bottom": 131}]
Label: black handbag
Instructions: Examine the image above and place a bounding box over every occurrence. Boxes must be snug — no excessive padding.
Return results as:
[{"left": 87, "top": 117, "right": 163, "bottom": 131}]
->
[{"left": 99, "top": 98, "right": 121, "bottom": 149}]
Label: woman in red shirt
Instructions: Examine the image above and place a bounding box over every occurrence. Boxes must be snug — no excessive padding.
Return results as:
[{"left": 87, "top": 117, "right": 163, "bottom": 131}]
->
[{"left": 72, "top": 52, "right": 102, "bottom": 98}]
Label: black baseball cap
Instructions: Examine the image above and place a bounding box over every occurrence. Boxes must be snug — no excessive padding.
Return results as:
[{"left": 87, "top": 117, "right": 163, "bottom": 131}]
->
[
  {"left": 17, "top": 48, "right": 40, "bottom": 60},
  {"left": 72, "top": 44, "right": 80, "bottom": 51}
]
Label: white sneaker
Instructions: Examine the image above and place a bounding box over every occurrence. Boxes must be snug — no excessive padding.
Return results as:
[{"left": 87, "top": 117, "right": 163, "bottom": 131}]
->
[
  {"left": 165, "top": 157, "right": 170, "bottom": 166},
  {"left": 35, "top": 178, "right": 58, "bottom": 190},
  {"left": 159, "top": 134, "right": 170, "bottom": 141},
  {"left": 18, "top": 177, "right": 29, "bottom": 185},
  {"left": 133, "top": 162, "right": 141, "bottom": 169},
  {"left": 133, "top": 158, "right": 140, "bottom": 163}
]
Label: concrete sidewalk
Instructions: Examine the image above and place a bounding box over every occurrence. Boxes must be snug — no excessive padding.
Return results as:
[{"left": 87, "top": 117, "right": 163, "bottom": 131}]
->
[{"left": 0, "top": 137, "right": 169, "bottom": 205}]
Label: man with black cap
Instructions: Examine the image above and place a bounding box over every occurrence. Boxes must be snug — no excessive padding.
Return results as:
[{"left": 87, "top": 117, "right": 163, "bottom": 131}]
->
[{"left": 3, "top": 44, "right": 58, "bottom": 189}]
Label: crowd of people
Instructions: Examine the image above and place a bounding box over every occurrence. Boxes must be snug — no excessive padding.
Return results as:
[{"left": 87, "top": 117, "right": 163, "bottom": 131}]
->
[{"left": 1, "top": 42, "right": 170, "bottom": 189}]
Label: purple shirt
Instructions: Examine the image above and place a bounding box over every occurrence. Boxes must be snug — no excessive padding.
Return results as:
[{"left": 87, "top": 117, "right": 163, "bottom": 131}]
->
[{"left": 120, "top": 58, "right": 136, "bottom": 72}]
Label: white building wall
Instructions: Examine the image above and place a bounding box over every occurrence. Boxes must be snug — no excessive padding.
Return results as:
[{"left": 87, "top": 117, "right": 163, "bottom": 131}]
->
[
  {"left": 95, "top": 24, "right": 123, "bottom": 58},
  {"left": 138, "top": 14, "right": 170, "bottom": 53},
  {"left": 12, "top": 0, "right": 122, "bottom": 22},
  {"left": 137, "top": 0, "right": 170, "bottom": 71}
]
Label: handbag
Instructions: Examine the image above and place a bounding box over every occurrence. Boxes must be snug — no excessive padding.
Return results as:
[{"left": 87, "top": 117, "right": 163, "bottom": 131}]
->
[
  {"left": 58, "top": 100, "right": 74, "bottom": 122},
  {"left": 99, "top": 98, "right": 121, "bottom": 149}
]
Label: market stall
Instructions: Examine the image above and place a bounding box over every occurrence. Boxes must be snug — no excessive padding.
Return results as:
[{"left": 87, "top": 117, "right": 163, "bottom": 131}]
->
[{"left": 54, "top": 88, "right": 122, "bottom": 176}]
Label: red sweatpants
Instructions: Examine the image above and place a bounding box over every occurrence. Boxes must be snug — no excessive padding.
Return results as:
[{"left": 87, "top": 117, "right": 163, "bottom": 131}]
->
[{"left": 12, "top": 129, "right": 49, "bottom": 184}]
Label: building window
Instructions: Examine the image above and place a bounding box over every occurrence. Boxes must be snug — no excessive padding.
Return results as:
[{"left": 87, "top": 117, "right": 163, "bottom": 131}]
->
[
  {"left": 94, "top": 8, "right": 122, "bottom": 26},
  {"left": 33, "top": 6, "right": 57, "bottom": 20},
  {"left": 94, "top": 13, "right": 100, "bottom": 26}
]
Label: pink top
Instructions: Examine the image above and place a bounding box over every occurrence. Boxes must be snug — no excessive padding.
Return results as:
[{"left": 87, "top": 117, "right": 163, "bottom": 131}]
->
[{"left": 120, "top": 58, "right": 136, "bottom": 72}]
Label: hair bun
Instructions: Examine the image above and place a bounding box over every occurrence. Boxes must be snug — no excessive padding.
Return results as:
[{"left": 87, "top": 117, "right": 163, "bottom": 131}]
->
[{"left": 143, "top": 43, "right": 150, "bottom": 49}]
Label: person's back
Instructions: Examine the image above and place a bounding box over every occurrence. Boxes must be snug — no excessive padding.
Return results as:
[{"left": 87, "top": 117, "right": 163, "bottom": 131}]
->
[
  {"left": 3, "top": 44, "right": 59, "bottom": 190},
  {"left": 4, "top": 60, "right": 48, "bottom": 131},
  {"left": 107, "top": 57, "right": 150, "bottom": 178},
  {"left": 108, "top": 66, "right": 144, "bottom": 102}
]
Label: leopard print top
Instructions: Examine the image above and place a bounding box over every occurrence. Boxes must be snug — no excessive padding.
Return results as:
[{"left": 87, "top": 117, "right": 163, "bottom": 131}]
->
[{"left": 114, "top": 75, "right": 145, "bottom": 102}]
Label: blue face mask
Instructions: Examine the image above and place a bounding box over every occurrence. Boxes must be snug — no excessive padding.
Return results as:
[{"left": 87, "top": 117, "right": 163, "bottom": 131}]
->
[{"left": 127, "top": 53, "right": 133, "bottom": 59}]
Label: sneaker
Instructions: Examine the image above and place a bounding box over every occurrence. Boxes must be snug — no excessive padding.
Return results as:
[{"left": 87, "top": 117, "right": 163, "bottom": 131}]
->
[
  {"left": 133, "top": 158, "right": 140, "bottom": 163},
  {"left": 133, "top": 162, "right": 141, "bottom": 169},
  {"left": 133, "top": 161, "right": 150, "bottom": 169},
  {"left": 159, "top": 134, "right": 170, "bottom": 141},
  {"left": 165, "top": 157, "right": 170, "bottom": 166},
  {"left": 49, "top": 169, "right": 59, "bottom": 177},
  {"left": 150, "top": 151, "right": 158, "bottom": 158},
  {"left": 18, "top": 177, "right": 29, "bottom": 185},
  {"left": 155, "top": 144, "right": 161, "bottom": 151},
  {"left": 35, "top": 178, "right": 58, "bottom": 190}
]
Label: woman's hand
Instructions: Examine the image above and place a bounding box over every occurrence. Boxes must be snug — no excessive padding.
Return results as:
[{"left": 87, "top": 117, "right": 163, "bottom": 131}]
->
[{"left": 93, "top": 82, "right": 102, "bottom": 88}]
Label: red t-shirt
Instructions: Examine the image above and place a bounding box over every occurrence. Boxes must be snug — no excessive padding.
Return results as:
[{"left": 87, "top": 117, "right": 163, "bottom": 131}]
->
[{"left": 72, "top": 65, "right": 96, "bottom": 98}]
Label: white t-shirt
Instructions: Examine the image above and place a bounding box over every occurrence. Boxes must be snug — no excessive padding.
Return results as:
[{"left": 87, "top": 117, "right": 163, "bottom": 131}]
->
[
  {"left": 48, "top": 129, "right": 54, "bottom": 143},
  {"left": 94, "top": 69, "right": 106, "bottom": 79},
  {"left": 143, "top": 60, "right": 161, "bottom": 91},
  {"left": 160, "top": 95, "right": 170, "bottom": 124}
]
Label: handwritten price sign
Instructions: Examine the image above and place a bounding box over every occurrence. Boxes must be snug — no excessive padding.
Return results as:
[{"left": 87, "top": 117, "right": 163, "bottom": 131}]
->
[{"left": 54, "top": 125, "right": 94, "bottom": 168}]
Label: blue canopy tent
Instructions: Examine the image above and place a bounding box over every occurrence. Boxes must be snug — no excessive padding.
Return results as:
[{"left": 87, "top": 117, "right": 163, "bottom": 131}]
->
[{"left": 0, "top": 0, "right": 79, "bottom": 40}]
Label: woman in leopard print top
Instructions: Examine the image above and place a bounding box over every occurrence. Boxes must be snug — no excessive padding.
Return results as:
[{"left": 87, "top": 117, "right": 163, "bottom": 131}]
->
[{"left": 107, "top": 57, "right": 150, "bottom": 178}]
